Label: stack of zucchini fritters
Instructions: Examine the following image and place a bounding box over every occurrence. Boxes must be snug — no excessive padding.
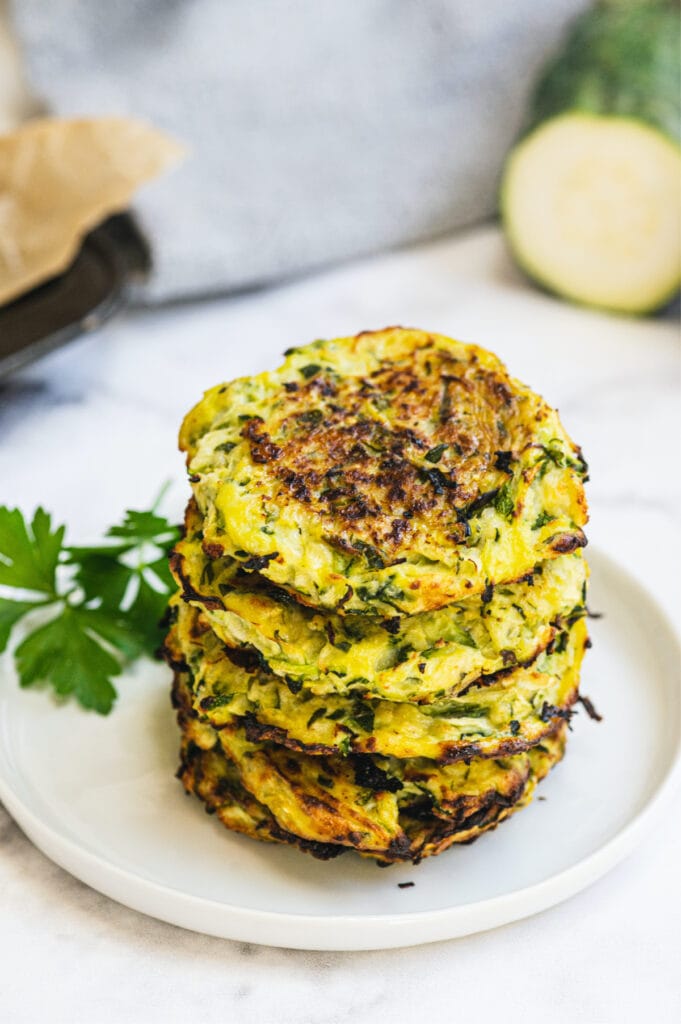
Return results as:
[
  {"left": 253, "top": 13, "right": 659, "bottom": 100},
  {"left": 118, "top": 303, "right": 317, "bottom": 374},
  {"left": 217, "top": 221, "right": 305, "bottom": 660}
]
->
[{"left": 165, "top": 328, "right": 589, "bottom": 864}]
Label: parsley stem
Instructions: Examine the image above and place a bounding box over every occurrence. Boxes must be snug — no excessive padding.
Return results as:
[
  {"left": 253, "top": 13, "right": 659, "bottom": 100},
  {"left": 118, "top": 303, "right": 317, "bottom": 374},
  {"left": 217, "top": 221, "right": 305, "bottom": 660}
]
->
[{"left": 151, "top": 480, "right": 172, "bottom": 514}]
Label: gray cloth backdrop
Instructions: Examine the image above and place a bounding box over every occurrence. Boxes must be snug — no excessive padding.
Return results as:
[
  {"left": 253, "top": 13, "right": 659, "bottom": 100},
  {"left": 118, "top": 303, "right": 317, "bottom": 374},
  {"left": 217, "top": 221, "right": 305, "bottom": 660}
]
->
[{"left": 12, "top": 0, "right": 587, "bottom": 303}]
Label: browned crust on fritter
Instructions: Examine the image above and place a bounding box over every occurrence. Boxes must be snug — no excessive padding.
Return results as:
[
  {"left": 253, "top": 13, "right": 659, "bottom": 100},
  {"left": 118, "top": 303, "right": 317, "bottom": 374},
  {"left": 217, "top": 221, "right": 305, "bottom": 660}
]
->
[
  {"left": 227, "top": 338, "right": 561, "bottom": 558},
  {"left": 173, "top": 672, "right": 345, "bottom": 860},
  {"left": 163, "top": 609, "right": 579, "bottom": 767},
  {"left": 548, "top": 530, "right": 588, "bottom": 555},
  {"left": 178, "top": 741, "right": 345, "bottom": 861},
  {"left": 216, "top": 726, "right": 413, "bottom": 857},
  {"left": 169, "top": 548, "right": 224, "bottom": 610},
  {"left": 173, "top": 668, "right": 567, "bottom": 864},
  {"left": 405, "top": 800, "right": 518, "bottom": 863},
  {"left": 403, "top": 723, "right": 566, "bottom": 863},
  {"left": 232, "top": 689, "right": 578, "bottom": 765},
  {"left": 168, "top": 502, "right": 565, "bottom": 702},
  {"left": 242, "top": 715, "right": 336, "bottom": 756}
]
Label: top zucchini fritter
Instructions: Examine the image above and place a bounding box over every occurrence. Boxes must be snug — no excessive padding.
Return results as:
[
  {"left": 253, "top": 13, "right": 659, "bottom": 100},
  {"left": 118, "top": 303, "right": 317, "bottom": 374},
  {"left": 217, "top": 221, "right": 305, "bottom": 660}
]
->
[{"left": 181, "top": 328, "right": 588, "bottom": 614}]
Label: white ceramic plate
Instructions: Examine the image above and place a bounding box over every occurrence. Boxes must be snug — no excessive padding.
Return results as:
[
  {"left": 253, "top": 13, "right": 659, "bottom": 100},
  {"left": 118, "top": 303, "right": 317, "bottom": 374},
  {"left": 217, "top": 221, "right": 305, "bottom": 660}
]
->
[{"left": 0, "top": 548, "right": 679, "bottom": 951}]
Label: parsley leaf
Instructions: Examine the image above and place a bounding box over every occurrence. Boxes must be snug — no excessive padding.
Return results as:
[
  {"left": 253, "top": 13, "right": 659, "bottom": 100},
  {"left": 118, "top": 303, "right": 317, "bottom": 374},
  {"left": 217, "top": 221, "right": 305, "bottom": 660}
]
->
[
  {"left": 106, "top": 509, "right": 179, "bottom": 545},
  {"left": 0, "top": 598, "right": 45, "bottom": 651},
  {"left": 0, "top": 490, "right": 180, "bottom": 715},
  {"left": 69, "top": 552, "right": 131, "bottom": 608},
  {"left": 0, "top": 507, "right": 64, "bottom": 593},
  {"left": 15, "top": 607, "right": 120, "bottom": 714},
  {"left": 123, "top": 574, "right": 172, "bottom": 653}
]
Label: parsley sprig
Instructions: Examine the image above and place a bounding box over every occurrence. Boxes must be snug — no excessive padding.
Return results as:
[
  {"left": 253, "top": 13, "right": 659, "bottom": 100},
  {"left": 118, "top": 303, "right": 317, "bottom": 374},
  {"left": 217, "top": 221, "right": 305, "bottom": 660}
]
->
[{"left": 0, "top": 488, "right": 180, "bottom": 714}]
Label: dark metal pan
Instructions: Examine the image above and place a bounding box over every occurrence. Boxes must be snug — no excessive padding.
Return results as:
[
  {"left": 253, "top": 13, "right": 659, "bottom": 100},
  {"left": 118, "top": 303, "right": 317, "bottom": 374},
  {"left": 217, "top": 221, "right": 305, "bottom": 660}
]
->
[{"left": 0, "top": 213, "right": 150, "bottom": 378}]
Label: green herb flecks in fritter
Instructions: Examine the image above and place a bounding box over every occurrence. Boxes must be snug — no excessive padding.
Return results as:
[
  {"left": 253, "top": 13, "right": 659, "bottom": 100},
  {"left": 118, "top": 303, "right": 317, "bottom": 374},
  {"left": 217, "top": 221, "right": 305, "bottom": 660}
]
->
[
  {"left": 172, "top": 668, "right": 567, "bottom": 863},
  {"left": 165, "top": 599, "right": 587, "bottom": 764},
  {"left": 180, "top": 328, "right": 588, "bottom": 616},
  {"left": 171, "top": 499, "right": 588, "bottom": 703}
]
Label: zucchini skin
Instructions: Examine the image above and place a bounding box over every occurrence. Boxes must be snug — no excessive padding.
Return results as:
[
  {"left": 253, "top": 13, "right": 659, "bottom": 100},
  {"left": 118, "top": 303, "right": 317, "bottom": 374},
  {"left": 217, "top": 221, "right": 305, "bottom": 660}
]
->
[{"left": 527, "top": 0, "right": 680, "bottom": 142}]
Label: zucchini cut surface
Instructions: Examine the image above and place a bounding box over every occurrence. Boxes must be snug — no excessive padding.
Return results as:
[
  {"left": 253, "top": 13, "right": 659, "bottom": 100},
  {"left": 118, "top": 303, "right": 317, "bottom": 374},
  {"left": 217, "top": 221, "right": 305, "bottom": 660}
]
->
[{"left": 502, "top": 113, "right": 681, "bottom": 314}]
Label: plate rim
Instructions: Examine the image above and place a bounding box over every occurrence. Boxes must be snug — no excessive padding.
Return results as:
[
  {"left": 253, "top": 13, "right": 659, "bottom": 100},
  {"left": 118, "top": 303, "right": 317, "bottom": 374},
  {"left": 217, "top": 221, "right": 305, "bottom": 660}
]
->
[{"left": 1, "top": 546, "right": 680, "bottom": 951}]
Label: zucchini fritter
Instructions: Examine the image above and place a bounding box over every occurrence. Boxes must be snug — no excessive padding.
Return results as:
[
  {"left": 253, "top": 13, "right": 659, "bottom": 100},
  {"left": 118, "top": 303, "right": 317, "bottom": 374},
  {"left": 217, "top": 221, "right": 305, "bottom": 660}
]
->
[
  {"left": 174, "top": 670, "right": 344, "bottom": 859},
  {"left": 173, "top": 669, "right": 567, "bottom": 863},
  {"left": 181, "top": 328, "right": 588, "bottom": 615},
  {"left": 166, "top": 598, "right": 586, "bottom": 763},
  {"left": 172, "top": 499, "right": 588, "bottom": 702}
]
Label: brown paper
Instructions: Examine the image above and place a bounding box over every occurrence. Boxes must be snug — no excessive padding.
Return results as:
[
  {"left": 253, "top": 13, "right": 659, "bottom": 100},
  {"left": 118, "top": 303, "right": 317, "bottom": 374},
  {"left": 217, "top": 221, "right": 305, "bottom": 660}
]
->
[{"left": 0, "top": 116, "right": 184, "bottom": 305}]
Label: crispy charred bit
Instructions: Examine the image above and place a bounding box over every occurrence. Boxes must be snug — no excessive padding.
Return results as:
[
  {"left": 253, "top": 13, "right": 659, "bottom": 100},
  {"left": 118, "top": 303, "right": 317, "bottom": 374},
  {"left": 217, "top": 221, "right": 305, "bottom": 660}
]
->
[
  {"left": 389, "top": 518, "right": 410, "bottom": 544},
  {"left": 402, "top": 795, "right": 436, "bottom": 822},
  {"left": 202, "top": 542, "right": 224, "bottom": 559},
  {"left": 454, "top": 651, "right": 544, "bottom": 700},
  {"left": 549, "top": 529, "right": 587, "bottom": 554},
  {"left": 240, "top": 551, "right": 279, "bottom": 571},
  {"left": 494, "top": 450, "right": 514, "bottom": 473},
  {"left": 446, "top": 779, "right": 527, "bottom": 826},
  {"left": 539, "top": 701, "right": 575, "bottom": 725},
  {"left": 266, "top": 821, "right": 345, "bottom": 860},
  {"left": 169, "top": 550, "right": 224, "bottom": 610},
  {"left": 577, "top": 694, "right": 603, "bottom": 722},
  {"left": 386, "top": 833, "right": 413, "bottom": 860},
  {"left": 225, "top": 341, "right": 549, "bottom": 556},
  {"left": 279, "top": 467, "right": 313, "bottom": 503},
  {"left": 241, "top": 715, "right": 337, "bottom": 756},
  {"left": 350, "top": 755, "right": 403, "bottom": 793},
  {"left": 162, "top": 643, "right": 189, "bottom": 677},
  {"left": 166, "top": 651, "right": 189, "bottom": 684},
  {"left": 299, "top": 791, "right": 337, "bottom": 813},
  {"left": 222, "top": 644, "right": 268, "bottom": 673},
  {"left": 241, "top": 416, "right": 283, "bottom": 464},
  {"left": 437, "top": 709, "right": 573, "bottom": 764},
  {"left": 380, "top": 616, "right": 401, "bottom": 636},
  {"left": 459, "top": 488, "right": 500, "bottom": 520}
]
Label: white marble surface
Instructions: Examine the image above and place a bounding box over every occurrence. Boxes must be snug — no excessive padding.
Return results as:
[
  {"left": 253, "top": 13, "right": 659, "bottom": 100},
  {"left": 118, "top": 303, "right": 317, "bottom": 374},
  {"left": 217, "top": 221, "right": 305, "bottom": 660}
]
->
[{"left": 1, "top": 226, "right": 679, "bottom": 1023}]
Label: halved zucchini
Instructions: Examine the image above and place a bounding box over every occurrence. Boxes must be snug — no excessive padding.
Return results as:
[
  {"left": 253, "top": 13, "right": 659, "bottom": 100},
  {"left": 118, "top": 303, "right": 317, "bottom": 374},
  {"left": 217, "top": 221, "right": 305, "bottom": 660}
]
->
[{"left": 502, "top": 113, "right": 681, "bottom": 313}]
